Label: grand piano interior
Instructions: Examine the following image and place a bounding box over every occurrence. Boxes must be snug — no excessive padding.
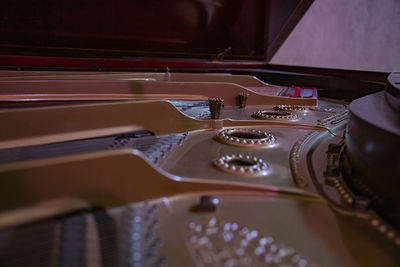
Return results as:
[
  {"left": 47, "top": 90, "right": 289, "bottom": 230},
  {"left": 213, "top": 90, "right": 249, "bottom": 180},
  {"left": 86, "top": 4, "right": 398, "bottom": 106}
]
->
[{"left": 0, "top": 1, "right": 399, "bottom": 266}]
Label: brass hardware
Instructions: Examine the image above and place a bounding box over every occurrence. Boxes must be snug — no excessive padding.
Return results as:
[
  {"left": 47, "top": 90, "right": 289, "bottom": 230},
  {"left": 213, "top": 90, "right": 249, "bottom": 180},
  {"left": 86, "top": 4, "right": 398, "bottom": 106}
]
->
[
  {"left": 252, "top": 110, "right": 297, "bottom": 121},
  {"left": 215, "top": 128, "right": 276, "bottom": 147},
  {"left": 212, "top": 154, "right": 269, "bottom": 176}
]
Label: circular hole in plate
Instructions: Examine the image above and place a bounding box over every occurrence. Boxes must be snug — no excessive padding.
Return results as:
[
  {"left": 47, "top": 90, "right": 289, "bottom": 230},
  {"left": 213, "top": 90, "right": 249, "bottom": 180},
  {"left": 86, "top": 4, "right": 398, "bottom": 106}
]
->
[
  {"left": 215, "top": 128, "right": 276, "bottom": 147},
  {"left": 274, "top": 105, "right": 306, "bottom": 112},
  {"left": 229, "top": 131, "right": 265, "bottom": 139},
  {"left": 212, "top": 154, "right": 269, "bottom": 176},
  {"left": 259, "top": 111, "right": 290, "bottom": 116},
  {"left": 252, "top": 110, "right": 297, "bottom": 120},
  {"left": 229, "top": 158, "right": 257, "bottom": 167}
]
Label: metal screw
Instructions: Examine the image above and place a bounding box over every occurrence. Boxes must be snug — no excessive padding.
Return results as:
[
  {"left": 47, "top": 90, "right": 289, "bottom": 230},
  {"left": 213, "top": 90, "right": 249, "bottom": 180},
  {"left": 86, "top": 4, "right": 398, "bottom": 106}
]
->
[{"left": 196, "top": 195, "right": 219, "bottom": 212}]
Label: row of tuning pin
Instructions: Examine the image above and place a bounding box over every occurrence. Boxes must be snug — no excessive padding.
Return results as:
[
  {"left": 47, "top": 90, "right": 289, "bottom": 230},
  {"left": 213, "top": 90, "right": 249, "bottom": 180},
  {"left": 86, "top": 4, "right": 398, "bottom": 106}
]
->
[{"left": 208, "top": 93, "right": 249, "bottom": 119}]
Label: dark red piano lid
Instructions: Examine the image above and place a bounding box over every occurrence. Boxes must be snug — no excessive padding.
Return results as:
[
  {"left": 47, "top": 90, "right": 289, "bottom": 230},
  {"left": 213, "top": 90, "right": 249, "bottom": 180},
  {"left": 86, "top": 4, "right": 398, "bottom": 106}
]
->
[{"left": 0, "top": 0, "right": 313, "bottom": 63}]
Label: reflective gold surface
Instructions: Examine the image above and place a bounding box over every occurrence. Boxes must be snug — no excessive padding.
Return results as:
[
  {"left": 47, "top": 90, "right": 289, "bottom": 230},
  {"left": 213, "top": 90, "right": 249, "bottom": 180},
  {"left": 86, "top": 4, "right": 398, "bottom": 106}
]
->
[{"left": 0, "top": 71, "right": 398, "bottom": 266}]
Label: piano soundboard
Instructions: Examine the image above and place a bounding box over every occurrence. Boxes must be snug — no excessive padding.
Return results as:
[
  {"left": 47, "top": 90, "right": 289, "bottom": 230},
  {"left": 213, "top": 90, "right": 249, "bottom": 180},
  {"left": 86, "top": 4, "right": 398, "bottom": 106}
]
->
[{"left": 0, "top": 72, "right": 398, "bottom": 266}]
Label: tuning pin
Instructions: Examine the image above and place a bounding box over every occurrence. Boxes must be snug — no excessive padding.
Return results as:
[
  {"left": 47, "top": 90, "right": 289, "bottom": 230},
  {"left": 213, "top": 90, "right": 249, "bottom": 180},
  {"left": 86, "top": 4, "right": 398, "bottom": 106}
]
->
[
  {"left": 208, "top": 98, "right": 224, "bottom": 119},
  {"left": 238, "top": 93, "right": 249, "bottom": 108},
  {"left": 164, "top": 67, "right": 171, "bottom": 81}
]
